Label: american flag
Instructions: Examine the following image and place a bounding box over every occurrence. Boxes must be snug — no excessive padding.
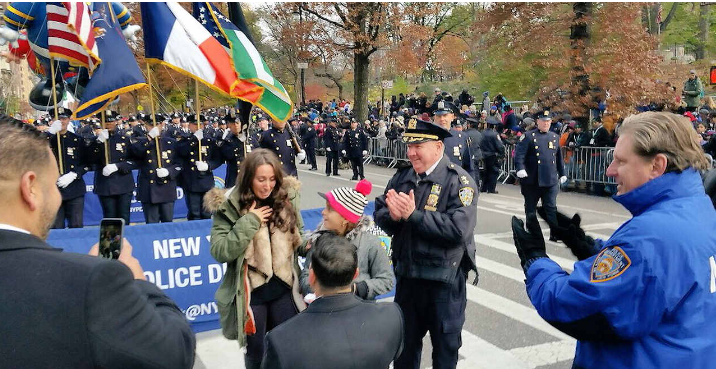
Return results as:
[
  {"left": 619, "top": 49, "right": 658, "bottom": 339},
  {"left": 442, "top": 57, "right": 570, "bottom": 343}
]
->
[{"left": 46, "top": 2, "right": 100, "bottom": 70}]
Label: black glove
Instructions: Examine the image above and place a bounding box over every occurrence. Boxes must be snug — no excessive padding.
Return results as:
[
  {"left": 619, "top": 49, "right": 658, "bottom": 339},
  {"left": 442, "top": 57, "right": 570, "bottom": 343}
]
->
[
  {"left": 537, "top": 206, "right": 600, "bottom": 261},
  {"left": 511, "top": 214, "right": 548, "bottom": 272}
]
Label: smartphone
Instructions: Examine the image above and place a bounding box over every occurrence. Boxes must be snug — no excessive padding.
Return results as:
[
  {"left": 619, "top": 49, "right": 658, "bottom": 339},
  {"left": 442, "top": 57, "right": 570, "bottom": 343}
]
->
[{"left": 99, "top": 218, "right": 124, "bottom": 260}]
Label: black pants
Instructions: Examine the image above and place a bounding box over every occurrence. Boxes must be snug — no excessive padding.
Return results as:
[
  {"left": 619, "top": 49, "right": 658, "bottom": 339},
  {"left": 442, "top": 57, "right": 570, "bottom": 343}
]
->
[
  {"left": 306, "top": 147, "right": 317, "bottom": 169},
  {"left": 471, "top": 159, "right": 481, "bottom": 189},
  {"left": 325, "top": 150, "right": 339, "bottom": 175},
  {"left": 142, "top": 202, "right": 174, "bottom": 224},
  {"left": 52, "top": 196, "right": 84, "bottom": 229},
  {"left": 244, "top": 291, "right": 299, "bottom": 367},
  {"left": 521, "top": 183, "right": 558, "bottom": 235},
  {"left": 394, "top": 269, "right": 466, "bottom": 369},
  {"left": 185, "top": 191, "right": 210, "bottom": 220},
  {"left": 481, "top": 156, "right": 499, "bottom": 192},
  {"left": 98, "top": 193, "right": 132, "bottom": 224},
  {"left": 350, "top": 157, "right": 364, "bottom": 179}
]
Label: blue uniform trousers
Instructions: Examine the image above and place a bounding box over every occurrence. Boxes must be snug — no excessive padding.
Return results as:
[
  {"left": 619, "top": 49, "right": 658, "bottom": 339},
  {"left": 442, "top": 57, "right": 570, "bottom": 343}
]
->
[
  {"left": 394, "top": 269, "right": 466, "bottom": 369},
  {"left": 325, "top": 151, "right": 339, "bottom": 175},
  {"left": 142, "top": 202, "right": 174, "bottom": 224},
  {"left": 185, "top": 191, "right": 211, "bottom": 220},
  {"left": 52, "top": 196, "right": 84, "bottom": 229},
  {"left": 99, "top": 193, "right": 132, "bottom": 225},
  {"left": 520, "top": 183, "right": 558, "bottom": 235}
]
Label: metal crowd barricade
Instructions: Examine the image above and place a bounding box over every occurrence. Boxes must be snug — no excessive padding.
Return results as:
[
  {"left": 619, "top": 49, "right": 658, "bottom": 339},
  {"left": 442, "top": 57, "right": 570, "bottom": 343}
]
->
[
  {"left": 498, "top": 143, "right": 517, "bottom": 184},
  {"left": 392, "top": 139, "right": 410, "bottom": 167}
]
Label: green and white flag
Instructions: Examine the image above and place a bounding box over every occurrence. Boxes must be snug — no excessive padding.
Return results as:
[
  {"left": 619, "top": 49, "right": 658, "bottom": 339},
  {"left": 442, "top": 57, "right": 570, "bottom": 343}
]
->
[{"left": 194, "top": 3, "right": 293, "bottom": 122}]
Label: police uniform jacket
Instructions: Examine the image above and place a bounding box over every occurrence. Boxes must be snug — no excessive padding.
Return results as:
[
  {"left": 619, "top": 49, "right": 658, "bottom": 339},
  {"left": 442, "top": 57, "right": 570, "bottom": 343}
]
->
[
  {"left": 374, "top": 155, "right": 478, "bottom": 283},
  {"left": 480, "top": 129, "right": 505, "bottom": 158},
  {"left": 525, "top": 169, "right": 716, "bottom": 368},
  {"left": 259, "top": 127, "right": 298, "bottom": 177},
  {"left": 78, "top": 124, "right": 95, "bottom": 140},
  {"left": 464, "top": 128, "right": 483, "bottom": 161},
  {"left": 217, "top": 132, "right": 248, "bottom": 188},
  {"left": 131, "top": 124, "right": 147, "bottom": 138},
  {"left": 129, "top": 133, "right": 181, "bottom": 204},
  {"left": 341, "top": 128, "right": 368, "bottom": 159},
  {"left": 515, "top": 129, "right": 565, "bottom": 187},
  {"left": 444, "top": 130, "right": 476, "bottom": 180},
  {"left": 47, "top": 131, "right": 89, "bottom": 200},
  {"left": 90, "top": 131, "right": 136, "bottom": 196},
  {"left": 177, "top": 133, "right": 221, "bottom": 193},
  {"left": 300, "top": 125, "right": 317, "bottom": 149},
  {"left": 323, "top": 126, "right": 341, "bottom": 151}
]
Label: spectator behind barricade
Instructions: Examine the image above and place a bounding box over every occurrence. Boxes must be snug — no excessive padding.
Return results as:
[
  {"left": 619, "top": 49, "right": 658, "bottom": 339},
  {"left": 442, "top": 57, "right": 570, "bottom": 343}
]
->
[
  {"left": 0, "top": 116, "right": 195, "bottom": 368},
  {"left": 207, "top": 149, "right": 305, "bottom": 369},
  {"left": 300, "top": 180, "right": 394, "bottom": 302},
  {"left": 262, "top": 232, "right": 403, "bottom": 369},
  {"left": 683, "top": 69, "right": 704, "bottom": 112},
  {"left": 502, "top": 104, "right": 518, "bottom": 131}
]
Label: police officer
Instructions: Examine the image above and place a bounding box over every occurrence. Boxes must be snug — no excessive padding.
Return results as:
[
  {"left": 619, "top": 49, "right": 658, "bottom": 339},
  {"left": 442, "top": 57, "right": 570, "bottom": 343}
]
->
[
  {"left": 341, "top": 119, "right": 368, "bottom": 180},
  {"left": 258, "top": 116, "right": 305, "bottom": 177},
  {"left": 301, "top": 117, "right": 318, "bottom": 171},
  {"left": 432, "top": 100, "right": 477, "bottom": 180},
  {"left": 163, "top": 112, "right": 181, "bottom": 138},
  {"left": 130, "top": 114, "right": 147, "bottom": 138},
  {"left": 515, "top": 110, "right": 566, "bottom": 241},
  {"left": 77, "top": 118, "right": 95, "bottom": 139},
  {"left": 511, "top": 111, "right": 716, "bottom": 368},
  {"left": 178, "top": 114, "right": 220, "bottom": 220},
  {"left": 130, "top": 113, "right": 181, "bottom": 223},
  {"left": 217, "top": 113, "right": 249, "bottom": 188},
  {"left": 45, "top": 108, "right": 89, "bottom": 228},
  {"left": 90, "top": 110, "right": 136, "bottom": 224},
  {"left": 464, "top": 117, "right": 483, "bottom": 186},
  {"left": 323, "top": 118, "right": 341, "bottom": 176},
  {"left": 250, "top": 115, "right": 269, "bottom": 149},
  {"left": 480, "top": 117, "right": 505, "bottom": 193},
  {"left": 374, "top": 117, "right": 478, "bottom": 369}
]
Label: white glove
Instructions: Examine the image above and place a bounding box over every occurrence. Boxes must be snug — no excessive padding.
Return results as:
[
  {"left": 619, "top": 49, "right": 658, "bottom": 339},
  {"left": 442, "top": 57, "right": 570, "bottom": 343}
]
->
[
  {"left": 48, "top": 120, "right": 63, "bottom": 135},
  {"left": 122, "top": 24, "right": 141, "bottom": 43},
  {"left": 97, "top": 129, "right": 109, "bottom": 143},
  {"left": 56, "top": 172, "right": 77, "bottom": 188},
  {"left": 362, "top": 150, "right": 368, "bottom": 156},
  {"left": 102, "top": 164, "right": 118, "bottom": 176},
  {"left": 296, "top": 150, "right": 306, "bottom": 162},
  {"left": 326, "top": 147, "right": 331, "bottom": 152},
  {"left": 148, "top": 126, "right": 160, "bottom": 139},
  {"left": 560, "top": 176, "right": 568, "bottom": 184},
  {"left": 156, "top": 168, "right": 169, "bottom": 178},
  {"left": 222, "top": 129, "right": 230, "bottom": 140},
  {"left": 0, "top": 26, "right": 20, "bottom": 48},
  {"left": 516, "top": 169, "right": 528, "bottom": 178},
  {"left": 341, "top": 150, "right": 346, "bottom": 155},
  {"left": 195, "top": 161, "right": 209, "bottom": 172},
  {"left": 194, "top": 129, "right": 204, "bottom": 141}
]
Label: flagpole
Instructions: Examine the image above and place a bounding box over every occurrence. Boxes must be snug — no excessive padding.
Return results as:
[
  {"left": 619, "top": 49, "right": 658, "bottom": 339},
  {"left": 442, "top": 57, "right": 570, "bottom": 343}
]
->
[
  {"left": 50, "top": 56, "right": 63, "bottom": 174},
  {"left": 195, "top": 78, "right": 202, "bottom": 162},
  {"left": 146, "top": 63, "right": 162, "bottom": 168},
  {"left": 102, "top": 110, "right": 109, "bottom": 165}
]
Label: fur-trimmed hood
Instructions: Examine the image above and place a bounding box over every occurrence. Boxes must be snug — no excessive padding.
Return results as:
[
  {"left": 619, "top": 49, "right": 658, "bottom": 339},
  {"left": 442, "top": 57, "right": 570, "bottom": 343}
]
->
[{"left": 203, "top": 175, "right": 301, "bottom": 214}]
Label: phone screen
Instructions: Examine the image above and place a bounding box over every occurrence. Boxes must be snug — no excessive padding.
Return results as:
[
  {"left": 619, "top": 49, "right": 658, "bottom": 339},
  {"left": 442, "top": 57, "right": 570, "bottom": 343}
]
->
[{"left": 99, "top": 218, "right": 124, "bottom": 259}]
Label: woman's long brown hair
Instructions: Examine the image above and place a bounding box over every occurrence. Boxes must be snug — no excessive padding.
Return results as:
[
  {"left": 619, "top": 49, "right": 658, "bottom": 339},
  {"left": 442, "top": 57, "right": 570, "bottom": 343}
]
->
[{"left": 234, "top": 149, "right": 297, "bottom": 232}]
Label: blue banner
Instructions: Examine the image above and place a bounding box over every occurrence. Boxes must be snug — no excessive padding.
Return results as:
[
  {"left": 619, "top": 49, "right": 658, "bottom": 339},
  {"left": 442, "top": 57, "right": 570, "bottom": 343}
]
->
[{"left": 47, "top": 201, "right": 391, "bottom": 334}]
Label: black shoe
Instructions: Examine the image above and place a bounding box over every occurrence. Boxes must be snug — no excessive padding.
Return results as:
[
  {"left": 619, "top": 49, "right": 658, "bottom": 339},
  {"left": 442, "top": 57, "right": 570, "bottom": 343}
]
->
[
  {"left": 333, "top": 173, "right": 341, "bottom": 177},
  {"left": 488, "top": 190, "right": 499, "bottom": 194},
  {"left": 326, "top": 173, "right": 331, "bottom": 177},
  {"left": 310, "top": 167, "right": 317, "bottom": 171},
  {"left": 480, "top": 189, "right": 487, "bottom": 193},
  {"left": 549, "top": 236, "right": 559, "bottom": 242},
  {"left": 351, "top": 176, "right": 358, "bottom": 180},
  {"left": 360, "top": 176, "right": 365, "bottom": 180}
]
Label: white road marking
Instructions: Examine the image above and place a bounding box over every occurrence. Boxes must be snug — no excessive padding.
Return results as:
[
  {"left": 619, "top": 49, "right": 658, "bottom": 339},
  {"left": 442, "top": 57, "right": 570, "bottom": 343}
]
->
[
  {"left": 509, "top": 340, "right": 577, "bottom": 368},
  {"left": 425, "top": 330, "right": 531, "bottom": 369},
  {"left": 486, "top": 193, "right": 630, "bottom": 219},
  {"left": 475, "top": 235, "right": 576, "bottom": 272}
]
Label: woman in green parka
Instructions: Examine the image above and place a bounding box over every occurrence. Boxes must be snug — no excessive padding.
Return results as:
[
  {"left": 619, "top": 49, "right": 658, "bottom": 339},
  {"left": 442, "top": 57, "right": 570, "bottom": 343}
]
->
[{"left": 206, "top": 149, "right": 306, "bottom": 369}]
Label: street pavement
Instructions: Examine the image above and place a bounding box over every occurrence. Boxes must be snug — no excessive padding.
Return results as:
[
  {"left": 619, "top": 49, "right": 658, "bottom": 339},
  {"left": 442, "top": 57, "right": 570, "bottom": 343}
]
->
[{"left": 193, "top": 156, "right": 631, "bottom": 369}]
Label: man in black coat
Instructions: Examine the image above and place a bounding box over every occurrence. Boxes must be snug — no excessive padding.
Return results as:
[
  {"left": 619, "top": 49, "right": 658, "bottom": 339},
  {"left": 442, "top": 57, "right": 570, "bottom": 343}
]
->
[
  {"left": 301, "top": 118, "right": 318, "bottom": 170},
  {"left": 480, "top": 117, "right": 505, "bottom": 193},
  {"left": 262, "top": 233, "right": 403, "bottom": 369},
  {"left": 323, "top": 118, "right": 341, "bottom": 176},
  {"left": 0, "top": 116, "right": 195, "bottom": 368},
  {"left": 341, "top": 119, "right": 368, "bottom": 180}
]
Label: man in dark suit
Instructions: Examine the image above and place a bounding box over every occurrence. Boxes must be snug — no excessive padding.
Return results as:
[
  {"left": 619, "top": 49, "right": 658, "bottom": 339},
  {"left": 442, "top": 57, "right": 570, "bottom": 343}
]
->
[
  {"left": 0, "top": 115, "right": 195, "bottom": 368},
  {"left": 262, "top": 233, "right": 403, "bottom": 369}
]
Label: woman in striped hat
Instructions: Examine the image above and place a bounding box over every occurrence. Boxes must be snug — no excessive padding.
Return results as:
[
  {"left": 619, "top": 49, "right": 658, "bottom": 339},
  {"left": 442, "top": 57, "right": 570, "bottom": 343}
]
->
[{"left": 300, "top": 179, "right": 395, "bottom": 302}]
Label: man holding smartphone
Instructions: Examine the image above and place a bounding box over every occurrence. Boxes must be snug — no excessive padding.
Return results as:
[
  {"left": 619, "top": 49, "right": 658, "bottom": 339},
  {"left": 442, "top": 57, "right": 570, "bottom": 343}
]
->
[{"left": 0, "top": 116, "right": 195, "bottom": 368}]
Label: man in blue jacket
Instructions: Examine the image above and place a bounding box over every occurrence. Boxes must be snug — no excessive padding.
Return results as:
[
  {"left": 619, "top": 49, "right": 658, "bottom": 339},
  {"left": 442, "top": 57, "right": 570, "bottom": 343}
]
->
[{"left": 511, "top": 111, "right": 716, "bottom": 368}]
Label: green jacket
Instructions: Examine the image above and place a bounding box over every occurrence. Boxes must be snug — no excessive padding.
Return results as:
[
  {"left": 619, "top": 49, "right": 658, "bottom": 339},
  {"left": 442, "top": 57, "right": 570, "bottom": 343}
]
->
[
  {"left": 684, "top": 77, "right": 704, "bottom": 108},
  {"left": 209, "top": 178, "right": 304, "bottom": 346}
]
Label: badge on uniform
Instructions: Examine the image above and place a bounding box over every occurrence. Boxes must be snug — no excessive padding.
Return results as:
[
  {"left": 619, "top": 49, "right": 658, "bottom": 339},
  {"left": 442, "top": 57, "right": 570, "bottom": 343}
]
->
[
  {"left": 424, "top": 184, "right": 442, "bottom": 211},
  {"left": 453, "top": 146, "right": 460, "bottom": 157},
  {"left": 520, "top": 135, "right": 526, "bottom": 141},
  {"left": 67, "top": 147, "right": 74, "bottom": 156},
  {"left": 549, "top": 141, "right": 554, "bottom": 149},
  {"left": 590, "top": 246, "right": 631, "bottom": 282},
  {"left": 201, "top": 146, "right": 208, "bottom": 155},
  {"left": 162, "top": 151, "right": 168, "bottom": 159},
  {"left": 458, "top": 187, "right": 474, "bottom": 206},
  {"left": 286, "top": 139, "right": 292, "bottom": 147},
  {"left": 115, "top": 143, "right": 123, "bottom": 152}
]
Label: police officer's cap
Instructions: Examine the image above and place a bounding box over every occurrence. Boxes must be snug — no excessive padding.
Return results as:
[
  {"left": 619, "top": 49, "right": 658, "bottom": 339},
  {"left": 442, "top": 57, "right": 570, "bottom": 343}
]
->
[
  {"left": 452, "top": 119, "right": 464, "bottom": 127},
  {"left": 402, "top": 116, "right": 452, "bottom": 144},
  {"left": 54, "top": 107, "right": 72, "bottom": 119},
  {"left": 432, "top": 100, "right": 459, "bottom": 116},
  {"left": 187, "top": 114, "right": 206, "bottom": 124},
  {"left": 535, "top": 110, "right": 553, "bottom": 120},
  {"left": 224, "top": 114, "right": 237, "bottom": 124}
]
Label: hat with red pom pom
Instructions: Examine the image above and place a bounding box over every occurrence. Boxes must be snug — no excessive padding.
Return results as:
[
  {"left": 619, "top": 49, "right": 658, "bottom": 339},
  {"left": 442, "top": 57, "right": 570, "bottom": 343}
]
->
[{"left": 318, "top": 179, "right": 372, "bottom": 223}]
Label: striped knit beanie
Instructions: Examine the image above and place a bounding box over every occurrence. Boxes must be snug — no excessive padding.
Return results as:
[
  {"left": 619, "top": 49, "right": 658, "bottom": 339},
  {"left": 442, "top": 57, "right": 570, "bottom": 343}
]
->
[{"left": 320, "top": 179, "right": 372, "bottom": 223}]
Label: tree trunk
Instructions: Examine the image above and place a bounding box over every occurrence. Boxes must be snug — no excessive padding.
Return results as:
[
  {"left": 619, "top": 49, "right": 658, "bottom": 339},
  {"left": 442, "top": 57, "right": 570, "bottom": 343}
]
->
[
  {"left": 570, "top": 2, "right": 592, "bottom": 116},
  {"left": 353, "top": 52, "right": 370, "bottom": 123},
  {"left": 696, "top": 3, "right": 711, "bottom": 60},
  {"left": 337, "top": 83, "right": 344, "bottom": 101},
  {"left": 659, "top": 3, "right": 679, "bottom": 33}
]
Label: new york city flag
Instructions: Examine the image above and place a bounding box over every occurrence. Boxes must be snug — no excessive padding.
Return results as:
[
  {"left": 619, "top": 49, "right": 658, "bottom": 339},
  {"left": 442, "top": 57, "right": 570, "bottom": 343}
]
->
[{"left": 74, "top": 2, "right": 146, "bottom": 119}]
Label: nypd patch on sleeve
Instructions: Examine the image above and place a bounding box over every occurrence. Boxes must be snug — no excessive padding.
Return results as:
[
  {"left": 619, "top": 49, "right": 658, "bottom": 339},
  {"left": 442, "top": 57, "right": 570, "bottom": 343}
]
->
[
  {"left": 590, "top": 246, "right": 631, "bottom": 282},
  {"left": 459, "top": 187, "right": 474, "bottom": 206}
]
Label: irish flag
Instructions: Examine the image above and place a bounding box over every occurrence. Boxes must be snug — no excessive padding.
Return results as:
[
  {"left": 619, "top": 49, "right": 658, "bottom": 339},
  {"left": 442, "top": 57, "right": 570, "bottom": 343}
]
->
[
  {"left": 141, "top": 2, "right": 261, "bottom": 102},
  {"left": 193, "top": 2, "right": 293, "bottom": 122}
]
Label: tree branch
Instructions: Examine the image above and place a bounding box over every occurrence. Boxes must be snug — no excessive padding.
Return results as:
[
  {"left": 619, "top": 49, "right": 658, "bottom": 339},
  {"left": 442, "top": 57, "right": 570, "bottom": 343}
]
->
[{"left": 659, "top": 3, "right": 679, "bottom": 32}]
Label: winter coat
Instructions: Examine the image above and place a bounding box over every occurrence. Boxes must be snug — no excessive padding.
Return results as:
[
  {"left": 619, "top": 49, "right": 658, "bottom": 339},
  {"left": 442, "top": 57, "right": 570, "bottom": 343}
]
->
[
  {"left": 299, "top": 216, "right": 395, "bottom": 300},
  {"left": 683, "top": 77, "right": 704, "bottom": 108},
  {"left": 206, "top": 176, "right": 306, "bottom": 346}
]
